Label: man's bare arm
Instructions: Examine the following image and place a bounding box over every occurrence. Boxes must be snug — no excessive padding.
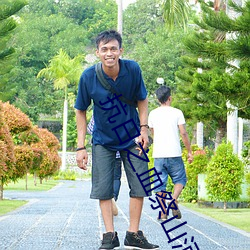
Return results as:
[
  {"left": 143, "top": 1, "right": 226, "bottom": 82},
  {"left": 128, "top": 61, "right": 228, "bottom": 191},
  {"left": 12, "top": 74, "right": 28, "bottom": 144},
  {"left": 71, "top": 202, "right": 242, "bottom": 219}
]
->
[
  {"left": 179, "top": 124, "right": 193, "bottom": 163},
  {"left": 76, "top": 109, "right": 88, "bottom": 170},
  {"left": 137, "top": 98, "right": 149, "bottom": 150}
]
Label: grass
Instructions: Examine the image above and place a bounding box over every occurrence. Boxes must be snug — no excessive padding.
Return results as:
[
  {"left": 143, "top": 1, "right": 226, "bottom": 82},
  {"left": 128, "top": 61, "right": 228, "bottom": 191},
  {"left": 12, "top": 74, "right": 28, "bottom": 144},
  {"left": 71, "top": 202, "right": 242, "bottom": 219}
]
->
[
  {"left": 0, "top": 200, "right": 28, "bottom": 216},
  {"left": 0, "top": 176, "right": 60, "bottom": 216},
  {"left": 181, "top": 202, "right": 250, "bottom": 232},
  {"left": 4, "top": 176, "right": 59, "bottom": 191},
  {"left": 0, "top": 171, "right": 91, "bottom": 216}
]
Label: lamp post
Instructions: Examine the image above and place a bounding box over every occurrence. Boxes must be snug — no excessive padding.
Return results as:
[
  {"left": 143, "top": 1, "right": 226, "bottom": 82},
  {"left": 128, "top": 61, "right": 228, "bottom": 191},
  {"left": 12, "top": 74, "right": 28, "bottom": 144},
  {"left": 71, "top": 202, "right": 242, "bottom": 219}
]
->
[
  {"left": 156, "top": 77, "right": 164, "bottom": 85},
  {"left": 117, "top": 0, "right": 123, "bottom": 35}
]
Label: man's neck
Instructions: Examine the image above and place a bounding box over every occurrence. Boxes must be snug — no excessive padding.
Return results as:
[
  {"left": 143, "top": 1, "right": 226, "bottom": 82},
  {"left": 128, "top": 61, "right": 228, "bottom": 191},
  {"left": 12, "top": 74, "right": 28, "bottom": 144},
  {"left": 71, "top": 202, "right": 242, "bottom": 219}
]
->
[
  {"left": 102, "top": 62, "right": 120, "bottom": 81},
  {"left": 161, "top": 101, "right": 171, "bottom": 107}
]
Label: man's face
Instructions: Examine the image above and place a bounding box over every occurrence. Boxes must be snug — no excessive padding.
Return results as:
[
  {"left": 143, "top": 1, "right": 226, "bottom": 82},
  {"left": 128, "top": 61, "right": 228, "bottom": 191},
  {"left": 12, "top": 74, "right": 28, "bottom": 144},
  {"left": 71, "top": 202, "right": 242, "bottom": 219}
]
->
[{"left": 96, "top": 39, "right": 123, "bottom": 68}]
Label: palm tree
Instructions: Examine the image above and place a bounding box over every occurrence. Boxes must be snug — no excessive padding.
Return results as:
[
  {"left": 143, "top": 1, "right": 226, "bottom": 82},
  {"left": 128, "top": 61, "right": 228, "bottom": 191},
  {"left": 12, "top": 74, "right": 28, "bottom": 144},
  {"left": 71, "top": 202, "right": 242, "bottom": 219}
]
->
[
  {"left": 162, "top": 0, "right": 190, "bottom": 31},
  {"left": 162, "top": 0, "right": 226, "bottom": 31},
  {"left": 37, "top": 49, "right": 83, "bottom": 170}
]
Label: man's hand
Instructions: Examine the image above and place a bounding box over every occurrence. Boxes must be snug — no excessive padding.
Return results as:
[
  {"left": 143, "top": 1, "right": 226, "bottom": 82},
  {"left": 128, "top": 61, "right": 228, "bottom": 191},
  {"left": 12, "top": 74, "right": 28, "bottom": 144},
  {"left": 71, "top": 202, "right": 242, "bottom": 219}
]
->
[
  {"left": 76, "top": 150, "right": 88, "bottom": 170},
  {"left": 136, "top": 128, "right": 149, "bottom": 155}
]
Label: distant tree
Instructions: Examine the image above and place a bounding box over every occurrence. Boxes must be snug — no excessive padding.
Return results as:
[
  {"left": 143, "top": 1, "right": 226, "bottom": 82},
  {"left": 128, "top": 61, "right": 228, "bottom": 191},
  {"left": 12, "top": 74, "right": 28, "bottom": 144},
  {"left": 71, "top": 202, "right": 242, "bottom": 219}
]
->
[
  {"left": 127, "top": 26, "right": 186, "bottom": 98},
  {"left": 123, "top": 0, "right": 164, "bottom": 51},
  {"left": 202, "top": 0, "right": 250, "bottom": 118},
  {"left": 175, "top": 1, "right": 250, "bottom": 146},
  {"left": 123, "top": 0, "right": 186, "bottom": 104},
  {"left": 0, "top": 0, "right": 27, "bottom": 101},
  {"left": 7, "top": 0, "right": 116, "bottom": 121}
]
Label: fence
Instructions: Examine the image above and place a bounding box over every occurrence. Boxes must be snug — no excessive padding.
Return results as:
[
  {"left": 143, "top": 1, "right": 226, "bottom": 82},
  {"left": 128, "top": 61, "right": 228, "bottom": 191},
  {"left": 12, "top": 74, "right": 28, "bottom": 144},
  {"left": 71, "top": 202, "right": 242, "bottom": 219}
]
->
[{"left": 58, "top": 152, "right": 92, "bottom": 174}]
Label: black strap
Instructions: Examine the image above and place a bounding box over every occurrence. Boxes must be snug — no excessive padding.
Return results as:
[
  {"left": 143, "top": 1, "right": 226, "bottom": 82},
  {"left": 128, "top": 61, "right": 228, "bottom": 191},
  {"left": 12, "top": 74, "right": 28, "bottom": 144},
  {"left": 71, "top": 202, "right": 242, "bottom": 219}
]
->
[{"left": 95, "top": 62, "right": 137, "bottom": 107}]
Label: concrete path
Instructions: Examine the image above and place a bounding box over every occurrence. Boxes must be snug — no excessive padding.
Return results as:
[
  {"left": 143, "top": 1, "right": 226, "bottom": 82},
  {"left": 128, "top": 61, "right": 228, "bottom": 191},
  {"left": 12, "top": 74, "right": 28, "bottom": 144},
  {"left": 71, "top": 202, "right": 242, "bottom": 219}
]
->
[{"left": 0, "top": 179, "right": 249, "bottom": 250}]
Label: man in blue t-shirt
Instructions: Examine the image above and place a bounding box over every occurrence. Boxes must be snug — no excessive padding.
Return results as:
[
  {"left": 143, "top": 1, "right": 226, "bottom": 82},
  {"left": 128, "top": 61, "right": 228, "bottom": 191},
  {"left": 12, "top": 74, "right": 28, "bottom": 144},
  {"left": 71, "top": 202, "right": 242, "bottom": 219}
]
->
[{"left": 75, "top": 30, "right": 159, "bottom": 250}]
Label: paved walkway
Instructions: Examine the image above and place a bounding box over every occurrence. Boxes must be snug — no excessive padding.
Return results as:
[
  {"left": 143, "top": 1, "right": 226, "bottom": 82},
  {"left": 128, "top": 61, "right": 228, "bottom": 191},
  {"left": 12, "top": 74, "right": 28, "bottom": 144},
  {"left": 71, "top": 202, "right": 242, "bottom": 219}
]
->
[{"left": 0, "top": 179, "right": 250, "bottom": 250}]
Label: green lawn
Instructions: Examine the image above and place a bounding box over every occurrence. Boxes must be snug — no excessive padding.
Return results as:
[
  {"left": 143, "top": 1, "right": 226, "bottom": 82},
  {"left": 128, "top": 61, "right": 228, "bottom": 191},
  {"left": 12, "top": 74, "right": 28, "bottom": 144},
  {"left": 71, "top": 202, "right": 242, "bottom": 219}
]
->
[
  {"left": 4, "top": 177, "right": 59, "bottom": 191},
  {"left": 0, "top": 177, "right": 59, "bottom": 216},
  {"left": 0, "top": 200, "right": 28, "bottom": 216},
  {"left": 181, "top": 202, "right": 250, "bottom": 232}
]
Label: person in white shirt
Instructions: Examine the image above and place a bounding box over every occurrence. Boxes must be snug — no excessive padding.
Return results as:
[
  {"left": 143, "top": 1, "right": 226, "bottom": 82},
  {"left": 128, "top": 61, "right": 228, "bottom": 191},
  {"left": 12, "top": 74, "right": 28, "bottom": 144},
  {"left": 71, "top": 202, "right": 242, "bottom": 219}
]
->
[{"left": 148, "top": 86, "right": 193, "bottom": 220}]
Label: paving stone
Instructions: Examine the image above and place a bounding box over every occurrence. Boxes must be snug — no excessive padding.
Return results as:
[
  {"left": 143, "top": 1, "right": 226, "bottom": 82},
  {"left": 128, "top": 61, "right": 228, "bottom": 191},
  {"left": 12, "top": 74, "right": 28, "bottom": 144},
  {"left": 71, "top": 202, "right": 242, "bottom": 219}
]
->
[{"left": 0, "top": 180, "right": 249, "bottom": 249}]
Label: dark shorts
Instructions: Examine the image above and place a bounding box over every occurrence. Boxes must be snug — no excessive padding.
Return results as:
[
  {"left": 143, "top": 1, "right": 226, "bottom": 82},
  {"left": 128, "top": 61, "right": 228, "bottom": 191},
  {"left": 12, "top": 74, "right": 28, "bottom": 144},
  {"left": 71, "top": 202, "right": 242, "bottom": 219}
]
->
[
  {"left": 153, "top": 157, "right": 187, "bottom": 192},
  {"left": 90, "top": 144, "right": 151, "bottom": 199}
]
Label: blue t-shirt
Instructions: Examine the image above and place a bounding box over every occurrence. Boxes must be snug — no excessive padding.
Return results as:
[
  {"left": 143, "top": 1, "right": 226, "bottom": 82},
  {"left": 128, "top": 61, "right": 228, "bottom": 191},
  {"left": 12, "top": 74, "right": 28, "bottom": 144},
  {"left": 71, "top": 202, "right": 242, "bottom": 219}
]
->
[{"left": 74, "top": 59, "right": 147, "bottom": 150}]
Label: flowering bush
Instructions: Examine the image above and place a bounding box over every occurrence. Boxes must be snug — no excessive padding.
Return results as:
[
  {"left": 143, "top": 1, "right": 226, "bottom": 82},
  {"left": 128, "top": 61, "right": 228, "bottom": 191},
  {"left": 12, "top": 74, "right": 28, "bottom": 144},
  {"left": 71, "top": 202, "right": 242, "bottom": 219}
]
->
[
  {"left": 0, "top": 101, "right": 16, "bottom": 199},
  {"left": 31, "top": 127, "right": 61, "bottom": 180},
  {"left": 0, "top": 101, "right": 61, "bottom": 196},
  {"left": 17, "top": 129, "right": 40, "bottom": 145},
  {"left": 14, "top": 145, "right": 34, "bottom": 179},
  {"left": 2, "top": 102, "right": 32, "bottom": 134},
  {"left": 180, "top": 145, "right": 210, "bottom": 202}
]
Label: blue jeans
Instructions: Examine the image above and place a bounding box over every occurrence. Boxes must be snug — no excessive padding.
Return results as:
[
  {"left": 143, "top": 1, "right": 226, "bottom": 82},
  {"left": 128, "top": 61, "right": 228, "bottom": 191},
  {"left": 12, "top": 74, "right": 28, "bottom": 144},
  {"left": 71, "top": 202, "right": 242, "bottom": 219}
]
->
[
  {"left": 153, "top": 157, "right": 187, "bottom": 193},
  {"left": 113, "top": 157, "right": 122, "bottom": 201}
]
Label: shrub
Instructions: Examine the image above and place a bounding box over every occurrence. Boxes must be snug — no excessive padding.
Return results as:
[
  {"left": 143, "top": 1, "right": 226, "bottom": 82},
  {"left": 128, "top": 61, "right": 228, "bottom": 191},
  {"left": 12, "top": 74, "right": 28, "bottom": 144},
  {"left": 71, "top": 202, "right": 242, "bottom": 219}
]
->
[
  {"left": 180, "top": 145, "right": 210, "bottom": 202},
  {"left": 53, "top": 170, "right": 76, "bottom": 180},
  {"left": 206, "top": 141, "right": 244, "bottom": 210},
  {"left": 246, "top": 172, "right": 250, "bottom": 198},
  {"left": 242, "top": 140, "right": 250, "bottom": 166}
]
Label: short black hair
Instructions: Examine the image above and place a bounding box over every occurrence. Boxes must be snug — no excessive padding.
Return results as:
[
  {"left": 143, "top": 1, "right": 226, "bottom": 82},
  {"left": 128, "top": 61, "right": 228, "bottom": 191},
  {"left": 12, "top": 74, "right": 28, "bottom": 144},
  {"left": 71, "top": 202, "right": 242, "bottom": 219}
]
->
[
  {"left": 95, "top": 30, "right": 122, "bottom": 49},
  {"left": 155, "top": 86, "right": 171, "bottom": 104}
]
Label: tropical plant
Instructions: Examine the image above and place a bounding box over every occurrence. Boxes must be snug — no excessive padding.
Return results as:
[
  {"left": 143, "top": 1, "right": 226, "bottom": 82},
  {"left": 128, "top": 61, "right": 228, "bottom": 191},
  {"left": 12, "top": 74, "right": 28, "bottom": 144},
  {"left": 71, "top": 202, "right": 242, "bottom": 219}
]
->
[
  {"left": 162, "top": 0, "right": 190, "bottom": 31},
  {"left": 37, "top": 49, "right": 84, "bottom": 170}
]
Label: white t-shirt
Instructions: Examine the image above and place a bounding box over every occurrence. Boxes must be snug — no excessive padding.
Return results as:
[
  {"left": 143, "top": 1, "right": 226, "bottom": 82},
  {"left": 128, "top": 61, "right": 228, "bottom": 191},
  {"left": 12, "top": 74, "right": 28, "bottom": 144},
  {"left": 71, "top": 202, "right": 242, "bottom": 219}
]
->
[{"left": 148, "top": 106, "right": 185, "bottom": 158}]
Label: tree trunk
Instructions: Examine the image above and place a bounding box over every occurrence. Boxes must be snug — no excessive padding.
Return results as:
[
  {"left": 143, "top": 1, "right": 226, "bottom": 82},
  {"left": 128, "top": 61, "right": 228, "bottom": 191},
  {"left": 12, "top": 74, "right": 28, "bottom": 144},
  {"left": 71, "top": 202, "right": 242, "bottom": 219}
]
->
[
  {"left": 223, "top": 201, "right": 227, "bottom": 211},
  {"left": 25, "top": 172, "right": 28, "bottom": 190},
  {"left": 215, "top": 125, "right": 226, "bottom": 149},
  {"left": 34, "top": 172, "right": 37, "bottom": 186},
  {"left": 61, "top": 98, "right": 68, "bottom": 170},
  {"left": 0, "top": 178, "right": 3, "bottom": 200}
]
